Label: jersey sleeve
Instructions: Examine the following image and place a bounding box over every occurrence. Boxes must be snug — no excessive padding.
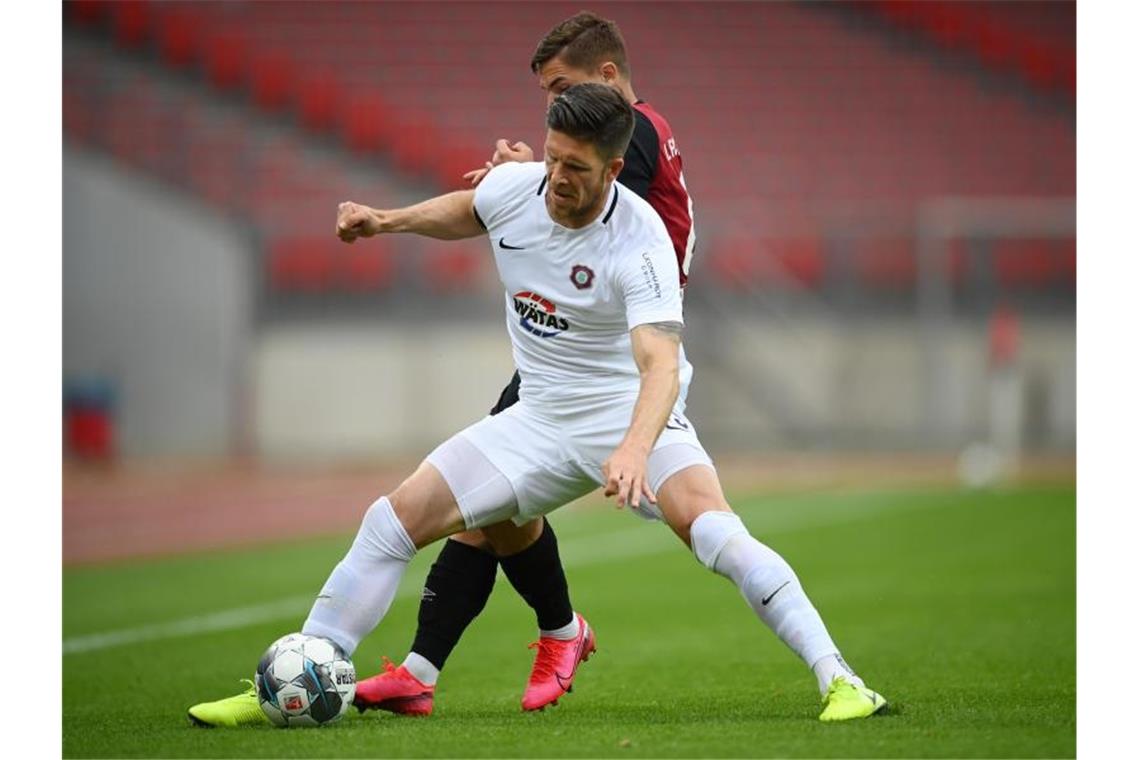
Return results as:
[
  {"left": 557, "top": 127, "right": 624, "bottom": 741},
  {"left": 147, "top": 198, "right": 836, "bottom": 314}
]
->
[
  {"left": 618, "top": 110, "right": 659, "bottom": 201},
  {"left": 472, "top": 161, "right": 543, "bottom": 231},
  {"left": 615, "top": 243, "right": 684, "bottom": 331}
]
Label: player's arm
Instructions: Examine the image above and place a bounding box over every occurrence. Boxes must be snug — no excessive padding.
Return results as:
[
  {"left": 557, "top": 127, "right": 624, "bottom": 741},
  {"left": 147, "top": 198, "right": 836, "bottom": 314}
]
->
[
  {"left": 336, "top": 191, "right": 484, "bottom": 243},
  {"left": 602, "top": 321, "right": 682, "bottom": 509}
]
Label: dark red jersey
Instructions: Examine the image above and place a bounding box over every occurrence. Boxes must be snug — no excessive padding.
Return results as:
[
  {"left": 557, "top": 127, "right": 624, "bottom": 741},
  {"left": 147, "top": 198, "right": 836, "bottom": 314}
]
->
[{"left": 618, "top": 101, "right": 696, "bottom": 287}]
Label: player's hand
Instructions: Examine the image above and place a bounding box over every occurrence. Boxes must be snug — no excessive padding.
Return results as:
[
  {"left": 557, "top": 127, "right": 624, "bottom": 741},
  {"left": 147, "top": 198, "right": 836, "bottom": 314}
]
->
[
  {"left": 462, "top": 162, "right": 495, "bottom": 187},
  {"left": 492, "top": 139, "right": 534, "bottom": 164},
  {"left": 336, "top": 201, "right": 380, "bottom": 243},
  {"left": 602, "top": 444, "right": 656, "bottom": 510},
  {"left": 462, "top": 139, "right": 535, "bottom": 187}
]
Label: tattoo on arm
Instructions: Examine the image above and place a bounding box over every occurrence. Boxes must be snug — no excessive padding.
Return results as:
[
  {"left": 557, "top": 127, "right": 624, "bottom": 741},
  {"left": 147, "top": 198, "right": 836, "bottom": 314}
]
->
[{"left": 645, "top": 321, "right": 683, "bottom": 339}]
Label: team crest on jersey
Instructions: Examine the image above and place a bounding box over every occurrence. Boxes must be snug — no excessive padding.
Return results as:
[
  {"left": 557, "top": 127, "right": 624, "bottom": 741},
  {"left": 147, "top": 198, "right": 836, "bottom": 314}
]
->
[
  {"left": 513, "top": 291, "right": 570, "bottom": 338},
  {"left": 570, "top": 265, "right": 595, "bottom": 290}
]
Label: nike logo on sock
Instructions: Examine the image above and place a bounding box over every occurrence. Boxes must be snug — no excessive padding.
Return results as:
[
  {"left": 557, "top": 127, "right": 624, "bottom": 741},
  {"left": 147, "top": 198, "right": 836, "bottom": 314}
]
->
[
  {"left": 421, "top": 588, "right": 436, "bottom": 602},
  {"left": 761, "top": 581, "right": 791, "bottom": 606}
]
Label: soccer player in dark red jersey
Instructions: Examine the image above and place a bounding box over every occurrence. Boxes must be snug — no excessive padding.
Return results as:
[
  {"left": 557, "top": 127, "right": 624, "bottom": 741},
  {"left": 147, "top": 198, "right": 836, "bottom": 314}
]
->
[{"left": 351, "top": 12, "right": 698, "bottom": 716}]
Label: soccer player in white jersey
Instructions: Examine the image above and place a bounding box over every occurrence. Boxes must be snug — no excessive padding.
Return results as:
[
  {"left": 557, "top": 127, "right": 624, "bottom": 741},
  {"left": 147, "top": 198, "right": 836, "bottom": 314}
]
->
[{"left": 196, "top": 83, "right": 887, "bottom": 726}]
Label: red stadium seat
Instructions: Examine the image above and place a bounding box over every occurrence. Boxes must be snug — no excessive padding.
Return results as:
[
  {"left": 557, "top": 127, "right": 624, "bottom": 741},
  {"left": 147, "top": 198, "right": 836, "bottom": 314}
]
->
[
  {"left": 342, "top": 242, "right": 399, "bottom": 291},
  {"left": 203, "top": 28, "right": 250, "bottom": 90},
  {"left": 992, "top": 239, "right": 1059, "bottom": 287},
  {"left": 389, "top": 113, "right": 441, "bottom": 176},
  {"left": 155, "top": 5, "right": 206, "bottom": 68},
  {"left": 249, "top": 47, "right": 296, "bottom": 112},
  {"left": 298, "top": 69, "right": 343, "bottom": 134},
  {"left": 110, "top": 0, "right": 151, "bottom": 48},
  {"left": 342, "top": 94, "right": 393, "bottom": 154},
  {"left": 68, "top": 0, "right": 110, "bottom": 27},
  {"left": 421, "top": 244, "right": 487, "bottom": 293},
  {"left": 268, "top": 238, "right": 338, "bottom": 292},
  {"left": 709, "top": 238, "right": 824, "bottom": 290}
]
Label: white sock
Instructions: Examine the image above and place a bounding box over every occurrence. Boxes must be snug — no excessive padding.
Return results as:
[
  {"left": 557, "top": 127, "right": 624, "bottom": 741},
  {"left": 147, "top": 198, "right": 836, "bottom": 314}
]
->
[
  {"left": 302, "top": 496, "right": 416, "bottom": 655},
  {"left": 692, "top": 512, "right": 856, "bottom": 694},
  {"left": 540, "top": 614, "right": 580, "bottom": 641},
  {"left": 811, "top": 654, "right": 864, "bottom": 693},
  {"left": 402, "top": 652, "right": 440, "bottom": 686}
]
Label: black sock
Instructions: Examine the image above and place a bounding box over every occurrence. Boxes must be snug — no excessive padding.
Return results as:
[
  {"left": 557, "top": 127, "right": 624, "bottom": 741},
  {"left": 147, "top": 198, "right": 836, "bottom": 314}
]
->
[
  {"left": 498, "top": 518, "right": 574, "bottom": 631},
  {"left": 410, "top": 538, "right": 499, "bottom": 671}
]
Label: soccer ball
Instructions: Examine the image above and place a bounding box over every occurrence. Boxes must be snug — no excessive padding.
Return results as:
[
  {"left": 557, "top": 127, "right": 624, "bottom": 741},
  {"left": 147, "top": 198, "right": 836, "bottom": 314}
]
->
[{"left": 255, "top": 632, "right": 356, "bottom": 727}]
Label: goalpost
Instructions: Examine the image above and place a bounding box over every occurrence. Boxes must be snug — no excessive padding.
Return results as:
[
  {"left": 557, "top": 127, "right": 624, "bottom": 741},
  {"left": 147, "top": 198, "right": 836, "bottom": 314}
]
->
[{"left": 915, "top": 197, "right": 1075, "bottom": 477}]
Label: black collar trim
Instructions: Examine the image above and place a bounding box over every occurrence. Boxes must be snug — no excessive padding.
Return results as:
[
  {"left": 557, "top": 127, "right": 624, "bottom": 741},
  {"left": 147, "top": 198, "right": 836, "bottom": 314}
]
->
[{"left": 602, "top": 186, "right": 619, "bottom": 224}]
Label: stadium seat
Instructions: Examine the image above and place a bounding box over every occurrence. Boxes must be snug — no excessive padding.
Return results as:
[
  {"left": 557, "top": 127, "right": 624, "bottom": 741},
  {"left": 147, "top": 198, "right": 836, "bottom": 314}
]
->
[
  {"left": 420, "top": 244, "right": 488, "bottom": 293},
  {"left": 342, "top": 242, "right": 400, "bottom": 292},
  {"left": 68, "top": 0, "right": 110, "bottom": 27},
  {"left": 110, "top": 0, "right": 151, "bottom": 49},
  {"left": 155, "top": 5, "right": 206, "bottom": 68},
  {"left": 297, "top": 69, "right": 343, "bottom": 134},
  {"left": 267, "top": 238, "right": 339, "bottom": 292},
  {"left": 342, "top": 94, "right": 393, "bottom": 154},
  {"left": 203, "top": 28, "right": 249, "bottom": 90},
  {"left": 992, "top": 239, "right": 1061, "bottom": 287},
  {"left": 708, "top": 238, "right": 824, "bottom": 291},
  {"left": 248, "top": 47, "right": 296, "bottom": 112}
]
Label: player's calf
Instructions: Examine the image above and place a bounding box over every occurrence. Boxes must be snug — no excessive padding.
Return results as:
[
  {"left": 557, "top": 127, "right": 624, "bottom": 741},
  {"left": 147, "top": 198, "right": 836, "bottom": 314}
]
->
[{"left": 689, "top": 509, "right": 887, "bottom": 712}]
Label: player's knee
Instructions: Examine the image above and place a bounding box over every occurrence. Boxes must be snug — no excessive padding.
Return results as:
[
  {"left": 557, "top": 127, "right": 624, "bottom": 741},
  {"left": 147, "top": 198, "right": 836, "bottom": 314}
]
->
[
  {"left": 449, "top": 529, "right": 493, "bottom": 552},
  {"left": 354, "top": 496, "right": 417, "bottom": 563},
  {"left": 481, "top": 518, "right": 543, "bottom": 557},
  {"left": 689, "top": 510, "right": 748, "bottom": 572}
]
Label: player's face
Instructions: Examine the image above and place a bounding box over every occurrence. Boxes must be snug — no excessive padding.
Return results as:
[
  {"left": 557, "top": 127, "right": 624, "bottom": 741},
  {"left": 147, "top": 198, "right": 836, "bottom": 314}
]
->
[
  {"left": 536, "top": 55, "right": 616, "bottom": 107},
  {"left": 543, "top": 129, "right": 623, "bottom": 228}
]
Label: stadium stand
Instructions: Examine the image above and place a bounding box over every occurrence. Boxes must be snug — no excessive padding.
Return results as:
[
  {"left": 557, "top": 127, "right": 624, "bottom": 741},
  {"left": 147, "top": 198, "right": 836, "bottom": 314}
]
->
[
  {"left": 862, "top": 0, "right": 1076, "bottom": 95},
  {"left": 64, "top": 0, "right": 1074, "bottom": 302}
]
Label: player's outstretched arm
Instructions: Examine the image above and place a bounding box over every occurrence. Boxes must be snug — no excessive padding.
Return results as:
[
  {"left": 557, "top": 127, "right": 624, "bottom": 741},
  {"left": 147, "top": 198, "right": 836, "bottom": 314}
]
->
[
  {"left": 602, "top": 322, "right": 682, "bottom": 509},
  {"left": 336, "top": 190, "right": 485, "bottom": 243}
]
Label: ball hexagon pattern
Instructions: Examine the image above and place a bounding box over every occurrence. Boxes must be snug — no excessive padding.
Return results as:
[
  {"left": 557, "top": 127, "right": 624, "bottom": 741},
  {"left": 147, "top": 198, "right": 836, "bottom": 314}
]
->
[{"left": 254, "top": 633, "right": 356, "bottom": 727}]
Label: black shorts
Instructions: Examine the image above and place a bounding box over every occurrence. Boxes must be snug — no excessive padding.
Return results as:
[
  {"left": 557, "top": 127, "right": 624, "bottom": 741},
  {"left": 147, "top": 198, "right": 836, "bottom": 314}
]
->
[{"left": 489, "top": 371, "right": 521, "bottom": 415}]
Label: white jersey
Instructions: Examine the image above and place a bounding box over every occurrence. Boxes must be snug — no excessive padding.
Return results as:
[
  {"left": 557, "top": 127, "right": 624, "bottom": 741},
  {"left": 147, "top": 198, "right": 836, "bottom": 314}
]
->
[{"left": 473, "top": 161, "right": 692, "bottom": 415}]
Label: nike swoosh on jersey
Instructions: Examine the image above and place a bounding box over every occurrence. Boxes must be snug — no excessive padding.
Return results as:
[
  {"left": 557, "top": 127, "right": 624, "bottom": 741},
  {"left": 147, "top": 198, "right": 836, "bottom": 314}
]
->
[{"left": 499, "top": 237, "right": 526, "bottom": 250}]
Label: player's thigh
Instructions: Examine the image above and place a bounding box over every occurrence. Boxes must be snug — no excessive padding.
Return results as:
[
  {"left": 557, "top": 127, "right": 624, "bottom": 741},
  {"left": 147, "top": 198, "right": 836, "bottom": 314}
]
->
[
  {"left": 458, "top": 402, "right": 596, "bottom": 524},
  {"left": 653, "top": 454, "right": 732, "bottom": 548},
  {"left": 425, "top": 430, "right": 519, "bottom": 532},
  {"left": 388, "top": 460, "right": 469, "bottom": 549}
]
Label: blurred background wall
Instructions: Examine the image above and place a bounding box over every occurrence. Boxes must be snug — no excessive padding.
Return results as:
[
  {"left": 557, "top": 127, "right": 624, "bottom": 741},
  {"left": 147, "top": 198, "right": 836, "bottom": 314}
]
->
[{"left": 62, "top": 0, "right": 1075, "bottom": 471}]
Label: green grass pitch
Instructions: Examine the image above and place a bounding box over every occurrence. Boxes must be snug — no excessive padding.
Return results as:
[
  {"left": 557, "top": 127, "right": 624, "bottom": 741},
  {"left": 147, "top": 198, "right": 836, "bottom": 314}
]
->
[{"left": 63, "top": 484, "right": 1075, "bottom": 758}]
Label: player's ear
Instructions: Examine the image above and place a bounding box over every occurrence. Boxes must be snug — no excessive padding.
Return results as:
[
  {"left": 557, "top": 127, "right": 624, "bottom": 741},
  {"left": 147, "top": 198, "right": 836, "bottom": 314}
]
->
[
  {"left": 607, "top": 156, "right": 624, "bottom": 181},
  {"left": 599, "top": 61, "right": 619, "bottom": 83}
]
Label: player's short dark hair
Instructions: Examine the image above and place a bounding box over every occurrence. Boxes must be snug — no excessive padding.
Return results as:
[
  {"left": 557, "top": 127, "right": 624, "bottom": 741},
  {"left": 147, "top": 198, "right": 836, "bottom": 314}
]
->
[
  {"left": 546, "top": 82, "right": 635, "bottom": 162},
  {"left": 530, "top": 11, "right": 631, "bottom": 77}
]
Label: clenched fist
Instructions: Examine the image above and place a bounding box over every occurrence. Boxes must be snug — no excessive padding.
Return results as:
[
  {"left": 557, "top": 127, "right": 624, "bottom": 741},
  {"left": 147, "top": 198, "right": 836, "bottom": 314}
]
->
[{"left": 336, "top": 201, "right": 381, "bottom": 243}]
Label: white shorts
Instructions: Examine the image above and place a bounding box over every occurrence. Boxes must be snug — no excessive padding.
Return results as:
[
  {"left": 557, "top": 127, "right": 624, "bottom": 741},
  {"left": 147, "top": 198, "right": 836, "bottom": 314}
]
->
[{"left": 425, "top": 398, "right": 714, "bottom": 529}]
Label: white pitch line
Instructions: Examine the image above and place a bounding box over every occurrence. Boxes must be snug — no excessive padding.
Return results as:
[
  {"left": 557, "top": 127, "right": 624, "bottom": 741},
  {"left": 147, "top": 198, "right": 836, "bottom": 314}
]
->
[{"left": 63, "top": 491, "right": 939, "bottom": 655}]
